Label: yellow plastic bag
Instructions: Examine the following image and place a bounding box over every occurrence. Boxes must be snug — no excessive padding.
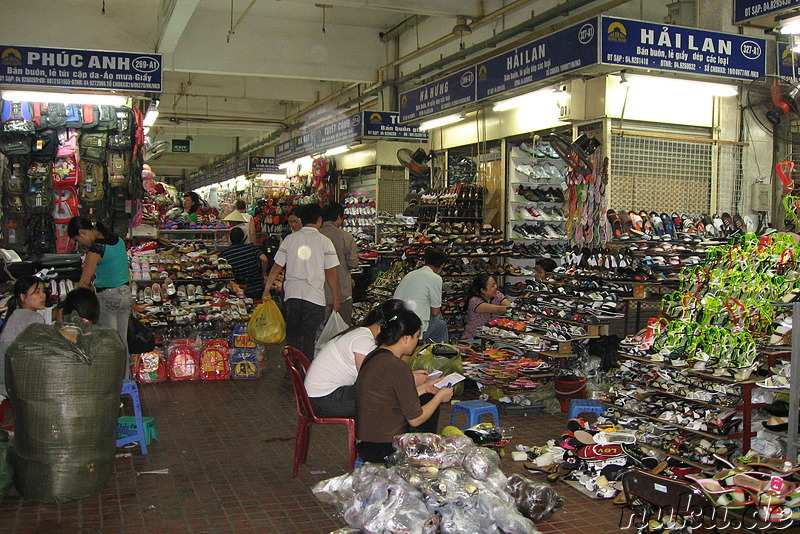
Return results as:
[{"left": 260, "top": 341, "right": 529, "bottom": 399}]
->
[
  {"left": 407, "top": 343, "right": 465, "bottom": 396},
  {"left": 247, "top": 300, "right": 286, "bottom": 344}
]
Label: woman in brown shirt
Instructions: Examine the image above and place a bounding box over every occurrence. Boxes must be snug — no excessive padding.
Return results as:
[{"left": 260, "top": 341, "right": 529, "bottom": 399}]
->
[{"left": 355, "top": 309, "right": 453, "bottom": 463}]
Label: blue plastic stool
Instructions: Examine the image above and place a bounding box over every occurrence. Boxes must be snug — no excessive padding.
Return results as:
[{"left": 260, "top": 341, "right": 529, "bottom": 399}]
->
[
  {"left": 567, "top": 399, "right": 605, "bottom": 420},
  {"left": 449, "top": 400, "right": 500, "bottom": 429},
  {"left": 116, "top": 380, "right": 147, "bottom": 454}
]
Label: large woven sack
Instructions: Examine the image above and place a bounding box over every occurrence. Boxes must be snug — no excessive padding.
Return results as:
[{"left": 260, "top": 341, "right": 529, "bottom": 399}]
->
[{"left": 6, "top": 318, "right": 126, "bottom": 502}]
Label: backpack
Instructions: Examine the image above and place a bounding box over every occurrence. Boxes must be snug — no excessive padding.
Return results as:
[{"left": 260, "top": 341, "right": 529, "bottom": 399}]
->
[
  {"left": 107, "top": 151, "right": 130, "bottom": 187},
  {"left": 53, "top": 187, "right": 80, "bottom": 224},
  {"left": 65, "top": 104, "right": 82, "bottom": 128},
  {"left": 2, "top": 215, "right": 28, "bottom": 250},
  {"left": 230, "top": 348, "right": 261, "bottom": 379},
  {"left": 94, "top": 105, "right": 117, "bottom": 131},
  {"left": 107, "top": 107, "right": 135, "bottom": 150},
  {"left": 168, "top": 341, "right": 200, "bottom": 381},
  {"left": 51, "top": 154, "right": 81, "bottom": 188},
  {"left": 132, "top": 349, "right": 167, "bottom": 383},
  {"left": 79, "top": 131, "right": 107, "bottom": 163},
  {"left": 30, "top": 129, "right": 58, "bottom": 162},
  {"left": 108, "top": 207, "right": 130, "bottom": 236},
  {"left": 1, "top": 101, "right": 34, "bottom": 133},
  {"left": 4, "top": 156, "right": 28, "bottom": 195},
  {"left": 56, "top": 128, "right": 79, "bottom": 158},
  {"left": 200, "top": 340, "right": 231, "bottom": 380},
  {"left": 54, "top": 223, "right": 75, "bottom": 254},
  {"left": 0, "top": 133, "right": 32, "bottom": 156},
  {"left": 78, "top": 161, "right": 105, "bottom": 203},
  {"left": 26, "top": 213, "right": 55, "bottom": 255},
  {"left": 32, "top": 102, "right": 67, "bottom": 130},
  {"left": 81, "top": 104, "right": 98, "bottom": 129},
  {"left": 132, "top": 107, "right": 145, "bottom": 158},
  {"left": 25, "top": 161, "right": 54, "bottom": 214}
]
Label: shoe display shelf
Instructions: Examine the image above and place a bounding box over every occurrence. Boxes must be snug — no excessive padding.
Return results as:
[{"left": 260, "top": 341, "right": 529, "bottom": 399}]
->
[
  {"left": 415, "top": 184, "right": 484, "bottom": 225},
  {"left": 603, "top": 353, "right": 762, "bottom": 469},
  {"left": 343, "top": 190, "right": 376, "bottom": 238},
  {"left": 507, "top": 142, "right": 569, "bottom": 253},
  {"left": 459, "top": 344, "right": 555, "bottom": 397},
  {"left": 158, "top": 228, "right": 231, "bottom": 248},
  {"left": 607, "top": 210, "right": 755, "bottom": 242}
]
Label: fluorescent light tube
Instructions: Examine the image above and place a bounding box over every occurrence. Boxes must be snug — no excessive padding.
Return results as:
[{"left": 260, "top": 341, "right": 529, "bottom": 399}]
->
[
  {"left": 324, "top": 145, "right": 349, "bottom": 156},
  {"left": 1, "top": 90, "right": 129, "bottom": 106},
  {"left": 418, "top": 114, "right": 464, "bottom": 130}
]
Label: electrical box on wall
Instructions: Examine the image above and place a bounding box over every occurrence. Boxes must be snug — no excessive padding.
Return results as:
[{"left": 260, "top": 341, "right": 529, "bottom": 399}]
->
[
  {"left": 557, "top": 79, "right": 585, "bottom": 122},
  {"left": 751, "top": 183, "right": 771, "bottom": 211}
]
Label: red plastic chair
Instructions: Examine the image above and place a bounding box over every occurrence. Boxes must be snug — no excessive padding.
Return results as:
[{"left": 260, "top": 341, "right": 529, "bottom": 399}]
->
[{"left": 282, "top": 346, "right": 356, "bottom": 477}]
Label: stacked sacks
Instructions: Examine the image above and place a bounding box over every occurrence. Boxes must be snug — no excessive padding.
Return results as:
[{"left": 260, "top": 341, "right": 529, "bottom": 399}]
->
[{"left": 6, "top": 317, "right": 126, "bottom": 502}]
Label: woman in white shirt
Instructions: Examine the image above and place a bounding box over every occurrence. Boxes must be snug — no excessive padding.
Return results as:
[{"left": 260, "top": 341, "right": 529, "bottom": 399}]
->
[{"left": 305, "top": 299, "right": 407, "bottom": 418}]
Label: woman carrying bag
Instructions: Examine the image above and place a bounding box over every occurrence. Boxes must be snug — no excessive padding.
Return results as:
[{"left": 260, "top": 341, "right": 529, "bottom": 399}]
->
[{"left": 67, "top": 217, "right": 131, "bottom": 374}]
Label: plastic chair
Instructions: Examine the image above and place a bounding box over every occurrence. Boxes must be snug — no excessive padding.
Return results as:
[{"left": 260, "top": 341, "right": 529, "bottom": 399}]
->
[
  {"left": 116, "top": 380, "right": 147, "bottom": 455},
  {"left": 282, "top": 346, "right": 356, "bottom": 477},
  {"left": 567, "top": 399, "right": 606, "bottom": 420},
  {"left": 449, "top": 400, "right": 500, "bottom": 429},
  {"left": 619, "top": 468, "right": 711, "bottom": 530}
]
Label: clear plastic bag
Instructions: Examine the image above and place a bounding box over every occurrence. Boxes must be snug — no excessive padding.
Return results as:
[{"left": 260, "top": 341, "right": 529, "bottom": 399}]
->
[
  {"left": 247, "top": 299, "right": 286, "bottom": 344},
  {"left": 389, "top": 433, "right": 446, "bottom": 467},
  {"left": 462, "top": 447, "right": 501, "bottom": 480},
  {"left": 507, "top": 474, "right": 564, "bottom": 522},
  {"left": 315, "top": 312, "right": 348, "bottom": 355}
]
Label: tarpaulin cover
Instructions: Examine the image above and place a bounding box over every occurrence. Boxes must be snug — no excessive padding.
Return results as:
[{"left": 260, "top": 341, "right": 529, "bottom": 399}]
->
[{"left": 6, "top": 318, "right": 126, "bottom": 502}]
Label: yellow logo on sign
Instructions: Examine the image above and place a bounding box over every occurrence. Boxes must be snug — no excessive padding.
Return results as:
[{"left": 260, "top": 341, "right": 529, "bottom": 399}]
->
[
  {"left": 369, "top": 112, "right": 382, "bottom": 124},
  {"left": 478, "top": 65, "right": 488, "bottom": 81},
  {"left": 607, "top": 21, "right": 627, "bottom": 43},
  {"left": 782, "top": 47, "right": 795, "bottom": 67},
  {"left": 1, "top": 48, "right": 22, "bottom": 66},
  {"left": 400, "top": 95, "right": 408, "bottom": 107}
]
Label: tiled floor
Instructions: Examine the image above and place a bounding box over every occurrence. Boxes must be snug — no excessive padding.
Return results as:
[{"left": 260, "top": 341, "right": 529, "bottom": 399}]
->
[{"left": 0, "top": 346, "right": 628, "bottom": 533}]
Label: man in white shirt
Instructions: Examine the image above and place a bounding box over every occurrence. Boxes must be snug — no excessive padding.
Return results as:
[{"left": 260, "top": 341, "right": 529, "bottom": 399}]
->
[
  {"left": 393, "top": 247, "right": 449, "bottom": 343},
  {"left": 263, "top": 204, "right": 340, "bottom": 359}
]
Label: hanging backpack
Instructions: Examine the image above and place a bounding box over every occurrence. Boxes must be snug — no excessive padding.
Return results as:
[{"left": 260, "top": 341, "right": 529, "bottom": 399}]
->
[
  {"left": 107, "top": 107, "right": 135, "bottom": 150},
  {"left": 51, "top": 154, "right": 81, "bottom": 188},
  {"left": 56, "top": 128, "right": 79, "bottom": 158},
  {"left": 108, "top": 208, "right": 130, "bottom": 237},
  {"left": 132, "top": 107, "right": 145, "bottom": 159},
  {"left": 0, "top": 133, "right": 32, "bottom": 156},
  {"left": 1, "top": 101, "right": 34, "bottom": 133},
  {"left": 78, "top": 160, "right": 105, "bottom": 204},
  {"left": 2, "top": 215, "right": 28, "bottom": 251},
  {"left": 64, "top": 104, "right": 82, "bottom": 128},
  {"left": 54, "top": 223, "right": 75, "bottom": 254},
  {"left": 53, "top": 187, "right": 80, "bottom": 224},
  {"left": 107, "top": 151, "right": 130, "bottom": 187},
  {"left": 26, "top": 213, "right": 55, "bottom": 255},
  {"left": 32, "top": 103, "right": 67, "bottom": 130},
  {"left": 5, "top": 156, "right": 27, "bottom": 195},
  {"left": 81, "top": 104, "right": 98, "bottom": 129},
  {"left": 79, "top": 131, "right": 107, "bottom": 163},
  {"left": 30, "top": 129, "right": 58, "bottom": 162},
  {"left": 200, "top": 339, "right": 231, "bottom": 380},
  {"left": 31, "top": 102, "right": 48, "bottom": 131},
  {"left": 25, "top": 161, "right": 53, "bottom": 214}
]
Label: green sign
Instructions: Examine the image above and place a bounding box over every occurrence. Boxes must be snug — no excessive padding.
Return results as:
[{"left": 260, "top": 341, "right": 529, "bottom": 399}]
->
[{"left": 172, "top": 139, "right": 190, "bottom": 153}]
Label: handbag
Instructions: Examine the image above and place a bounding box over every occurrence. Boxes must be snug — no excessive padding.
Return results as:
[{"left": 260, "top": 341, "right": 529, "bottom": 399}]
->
[{"left": 127, "top": 316, "right": 155, "bottom": 354}]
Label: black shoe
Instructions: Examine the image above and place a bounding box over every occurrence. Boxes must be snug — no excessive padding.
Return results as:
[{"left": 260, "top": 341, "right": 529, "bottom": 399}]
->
[{"left": 765, "top": 400, "right": 789, "bottom": 417}]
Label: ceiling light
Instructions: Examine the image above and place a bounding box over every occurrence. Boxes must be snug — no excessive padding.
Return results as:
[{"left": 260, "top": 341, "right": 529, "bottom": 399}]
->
[
  {"left": 143, "top": 100, "right": 160, "bottom": 128},
  {"left": 418, "top": 114, "right": 464, "bottom": 131},
  {"left": 0, "top": 90, "right": 129, "bottom": 106},
  {"left": 324, "top": 145, "right": 349, "bottom": 156},
  {"left": 452, "top": 17, "right": 472, "bottom": 36},
  {"left": 780, "top": 15, "right": 800, "bottom": 34},
  {"left": 493, "top": 88, "right": 559, "bottom": 112}
]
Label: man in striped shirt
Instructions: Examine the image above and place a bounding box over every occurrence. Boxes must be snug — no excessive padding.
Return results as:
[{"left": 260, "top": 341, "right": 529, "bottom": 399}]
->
[{"left": 221, "top": 227, "right": 268, "bottom": 299}]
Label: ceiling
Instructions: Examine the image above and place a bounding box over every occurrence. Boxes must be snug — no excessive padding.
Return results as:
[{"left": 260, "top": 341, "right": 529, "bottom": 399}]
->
[{"left": 2, "top": 0, "right": 680, "bottom": 181}]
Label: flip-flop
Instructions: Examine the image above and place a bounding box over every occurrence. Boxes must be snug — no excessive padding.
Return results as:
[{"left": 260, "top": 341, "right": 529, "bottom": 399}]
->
[
  {"left": 721, "top": 212, "right": 734, "bottom": 235},
  {"left": 619, "top": 212, "right": 633, "bottom": 235}
]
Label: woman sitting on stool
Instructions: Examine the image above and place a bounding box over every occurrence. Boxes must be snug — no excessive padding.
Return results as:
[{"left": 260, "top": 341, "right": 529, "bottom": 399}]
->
[{"left": 355, "top": 309, "right": 453, "bottom": 464}]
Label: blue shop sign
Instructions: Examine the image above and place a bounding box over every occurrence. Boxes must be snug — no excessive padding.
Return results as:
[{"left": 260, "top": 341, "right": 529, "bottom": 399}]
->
[
  {"left": 0, "top": 44, "right": 161, "bottom": 92},
  {"left": 276, "top": 139, "right": 295, "bottom": 161},
  {"left": 399, "top": 67, "right": 476, "bottom": 122},
  {"left": 778, "top": 42, "right": 800, "bottom": 79},
  {"left": 476, "top": 19, "right": 598, "bottom": 100},
  {"left": 600, "top": 16, "right": 765, "bottom": 80},
  {"left": 317, "top": 114, "right": 361, "bottom": 152},
  {"left": 248, "top": 156, "right": 280, "bottom": 173},
  {"left": 734, "top": 0, "right": 800, "bottom": 23},
  {"left": 362, "top": 111, "right": 428, "bottom": 140}
]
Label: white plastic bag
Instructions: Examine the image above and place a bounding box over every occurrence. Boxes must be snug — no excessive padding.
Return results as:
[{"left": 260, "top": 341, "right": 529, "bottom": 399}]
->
[{"left": 315, "top": 312, "right": 348, "bottom": 355}]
